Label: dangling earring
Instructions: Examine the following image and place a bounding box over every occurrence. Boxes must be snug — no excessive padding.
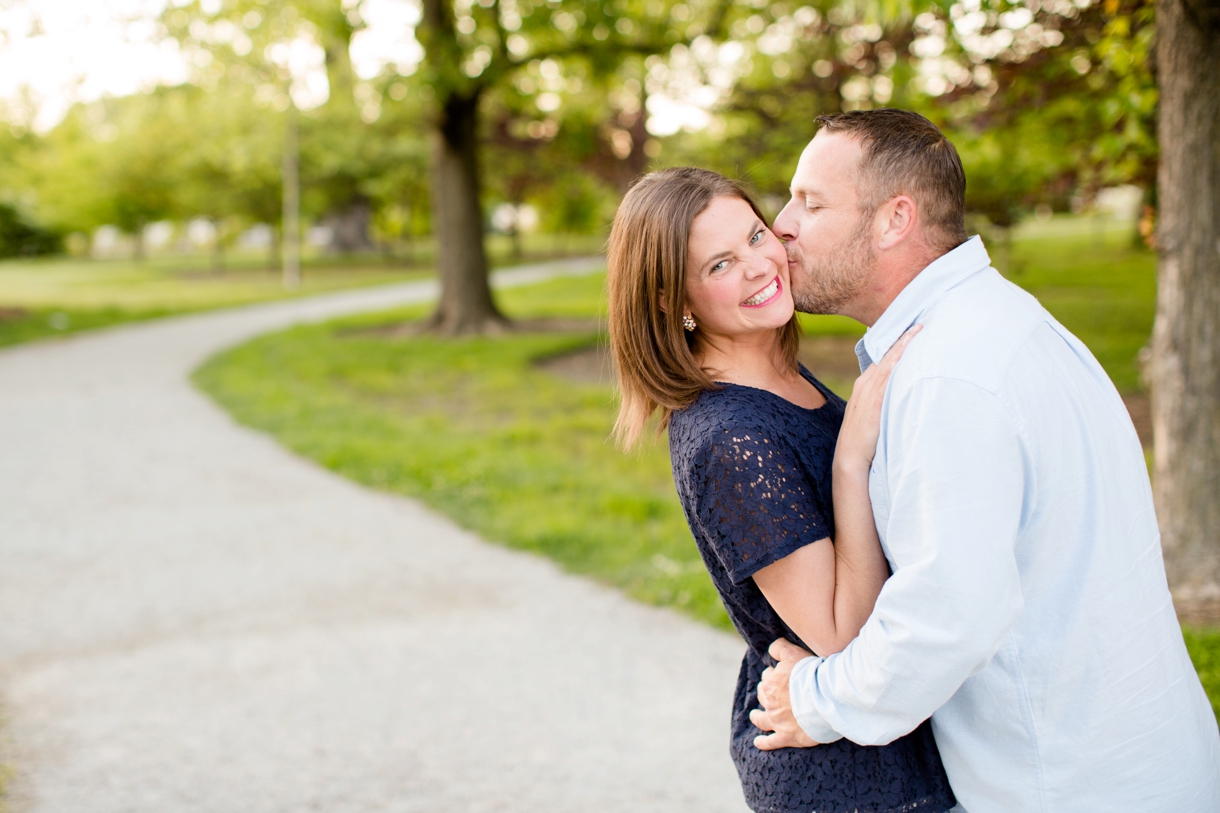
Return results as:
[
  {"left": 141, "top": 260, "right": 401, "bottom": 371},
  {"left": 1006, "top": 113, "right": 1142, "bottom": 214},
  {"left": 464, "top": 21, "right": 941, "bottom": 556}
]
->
[{"left": 682, "top": 313, "right": 697, "bottom": 332}]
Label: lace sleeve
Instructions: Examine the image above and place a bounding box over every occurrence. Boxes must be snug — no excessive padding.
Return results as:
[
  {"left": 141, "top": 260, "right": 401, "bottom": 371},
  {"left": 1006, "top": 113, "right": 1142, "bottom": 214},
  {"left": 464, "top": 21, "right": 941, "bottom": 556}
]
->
[{"left": 690, "top": 425, "right": 831, "bottom": 585}]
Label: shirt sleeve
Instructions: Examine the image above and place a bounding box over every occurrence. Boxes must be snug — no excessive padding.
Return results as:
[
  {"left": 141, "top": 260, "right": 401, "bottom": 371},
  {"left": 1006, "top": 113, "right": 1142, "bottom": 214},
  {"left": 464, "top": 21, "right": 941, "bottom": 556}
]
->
[
  {"left": 690, "top": 424, "right": 831, "bottom": 585},
  {"left": 789, "top": 376, "right": 1027, "bottom": 746}
]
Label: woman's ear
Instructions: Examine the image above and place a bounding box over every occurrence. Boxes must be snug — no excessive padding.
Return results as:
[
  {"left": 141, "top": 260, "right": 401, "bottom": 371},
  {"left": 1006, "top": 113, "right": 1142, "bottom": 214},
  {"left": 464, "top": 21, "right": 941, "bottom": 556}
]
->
[{"left": 657, "top": 290, "right": 668, "bottom": 314}]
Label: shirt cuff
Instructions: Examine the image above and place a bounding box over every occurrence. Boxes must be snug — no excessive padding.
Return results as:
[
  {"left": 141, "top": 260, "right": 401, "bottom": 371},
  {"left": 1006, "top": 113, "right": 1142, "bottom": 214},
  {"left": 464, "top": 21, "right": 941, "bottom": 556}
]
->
[{"left": 789, "top": 655, "right": 845, "bottom": 744}]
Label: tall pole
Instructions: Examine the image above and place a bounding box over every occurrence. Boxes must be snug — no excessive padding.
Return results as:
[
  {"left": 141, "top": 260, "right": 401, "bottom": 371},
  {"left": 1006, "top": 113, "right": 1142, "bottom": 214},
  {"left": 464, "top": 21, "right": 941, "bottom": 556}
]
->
[{"left": 282, "top": 103, "right": 301, "bottom": 290}]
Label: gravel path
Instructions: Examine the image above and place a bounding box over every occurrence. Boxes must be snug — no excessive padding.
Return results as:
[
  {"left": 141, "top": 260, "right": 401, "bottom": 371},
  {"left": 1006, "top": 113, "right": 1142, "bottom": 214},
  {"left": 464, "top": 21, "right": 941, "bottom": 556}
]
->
[{"left": 0, "top": 259, "right": 749, "bottom": 813}]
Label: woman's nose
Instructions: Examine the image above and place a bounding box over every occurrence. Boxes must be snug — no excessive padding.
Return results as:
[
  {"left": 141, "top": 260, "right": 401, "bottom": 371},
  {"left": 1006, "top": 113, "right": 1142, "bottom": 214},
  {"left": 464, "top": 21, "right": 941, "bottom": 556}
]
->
[{"left": 744, "top": 253, "right": 771, "bottom": 278}]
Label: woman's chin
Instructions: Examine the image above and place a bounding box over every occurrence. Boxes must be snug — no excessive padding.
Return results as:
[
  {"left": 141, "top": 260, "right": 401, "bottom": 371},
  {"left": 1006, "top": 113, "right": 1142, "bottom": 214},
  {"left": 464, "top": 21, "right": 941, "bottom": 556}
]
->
[
  {"left": 722, "top": 314, "right": 796, "bottom": 339},
  {"left": 741, "top": 303, "right": 795, "bottom": 330}
]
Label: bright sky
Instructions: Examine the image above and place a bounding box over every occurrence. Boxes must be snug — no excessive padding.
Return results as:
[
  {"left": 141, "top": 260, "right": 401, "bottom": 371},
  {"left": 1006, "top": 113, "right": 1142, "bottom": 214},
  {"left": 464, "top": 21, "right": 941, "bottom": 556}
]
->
[
  {"left": 0, "top": 0, "right": 189, "bottom": 130},
  {"left": 0, "top": 0, "right": 422, "bottom": 130},
  {"left": 0, "top": 0, "right": 721, "bottom": 135}
]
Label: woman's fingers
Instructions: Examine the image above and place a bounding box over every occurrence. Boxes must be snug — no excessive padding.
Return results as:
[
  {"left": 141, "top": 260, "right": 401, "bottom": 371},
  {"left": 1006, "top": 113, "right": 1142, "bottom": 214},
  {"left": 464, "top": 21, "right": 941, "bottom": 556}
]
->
[
  {"left": 834, "top": 325, "right": 921, "bottom": 471},
  {"left": 854, "top": 325, "right": 920, "bottom": 393},
  {"left": 856, "top": 324, "right": 921, "bottom": 395},
  {"left": 878, "top": 324, "right": 922, "bottom": 370}
]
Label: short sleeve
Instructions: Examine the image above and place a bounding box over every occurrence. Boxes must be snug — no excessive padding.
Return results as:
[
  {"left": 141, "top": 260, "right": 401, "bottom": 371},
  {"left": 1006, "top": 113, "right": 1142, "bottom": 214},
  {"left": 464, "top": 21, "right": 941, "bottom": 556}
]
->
[{"left": 690, "top": 426, "right": 831, "bottom": 584}]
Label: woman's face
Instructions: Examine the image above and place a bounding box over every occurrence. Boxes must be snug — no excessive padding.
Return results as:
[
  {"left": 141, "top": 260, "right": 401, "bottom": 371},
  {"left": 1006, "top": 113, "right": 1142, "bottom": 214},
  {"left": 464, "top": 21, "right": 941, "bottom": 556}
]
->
[{"left": 684, "top": 195, "right": 793, "bottom": 340}]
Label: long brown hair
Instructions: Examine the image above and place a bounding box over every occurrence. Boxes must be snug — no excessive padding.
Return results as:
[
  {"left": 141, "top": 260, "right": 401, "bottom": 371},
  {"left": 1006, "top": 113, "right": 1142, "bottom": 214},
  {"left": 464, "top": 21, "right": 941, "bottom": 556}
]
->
[{"left": 606, "top": 167, "right": 801, "bottom": 449}]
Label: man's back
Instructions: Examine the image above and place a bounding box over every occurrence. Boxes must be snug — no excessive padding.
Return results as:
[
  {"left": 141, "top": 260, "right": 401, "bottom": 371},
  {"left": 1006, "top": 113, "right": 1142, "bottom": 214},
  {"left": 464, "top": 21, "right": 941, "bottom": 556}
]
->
[{"left": 789, "top": 240, "right": 1219, "bottom": 812}]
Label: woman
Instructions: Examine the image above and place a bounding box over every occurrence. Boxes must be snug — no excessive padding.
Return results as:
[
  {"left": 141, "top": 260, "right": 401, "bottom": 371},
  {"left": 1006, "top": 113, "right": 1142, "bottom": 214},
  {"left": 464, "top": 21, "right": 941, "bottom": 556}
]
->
[{"left": 606, "top": 167, "right": 954, "bottom": 813}]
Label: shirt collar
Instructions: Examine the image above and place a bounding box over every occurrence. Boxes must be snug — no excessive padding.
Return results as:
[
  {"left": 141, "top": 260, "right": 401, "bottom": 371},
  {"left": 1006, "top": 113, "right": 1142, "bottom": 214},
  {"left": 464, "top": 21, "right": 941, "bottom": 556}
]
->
[{"left": 855, "top": 235, "right": 992, "bottom": 371}]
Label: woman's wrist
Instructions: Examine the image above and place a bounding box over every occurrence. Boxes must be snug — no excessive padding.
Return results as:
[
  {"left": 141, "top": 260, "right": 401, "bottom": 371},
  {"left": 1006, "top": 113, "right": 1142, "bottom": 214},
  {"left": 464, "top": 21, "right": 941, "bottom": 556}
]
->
[{"left": 832, "top": 454, "right": 872, "bottom": 482}]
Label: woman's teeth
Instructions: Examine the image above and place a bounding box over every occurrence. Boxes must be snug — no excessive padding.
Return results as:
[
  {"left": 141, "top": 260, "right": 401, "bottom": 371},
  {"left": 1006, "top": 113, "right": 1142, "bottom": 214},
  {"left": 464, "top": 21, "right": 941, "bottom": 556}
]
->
[{"left": 743, "top": 278, "right": 779, "bottom": 306}]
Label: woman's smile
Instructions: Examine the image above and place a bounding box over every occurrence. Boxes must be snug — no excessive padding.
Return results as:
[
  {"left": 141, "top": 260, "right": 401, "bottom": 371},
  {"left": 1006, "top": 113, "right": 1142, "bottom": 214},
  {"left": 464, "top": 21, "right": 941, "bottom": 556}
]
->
[{"left": 743, "top": 276, "right": 782, "bottom": 308}]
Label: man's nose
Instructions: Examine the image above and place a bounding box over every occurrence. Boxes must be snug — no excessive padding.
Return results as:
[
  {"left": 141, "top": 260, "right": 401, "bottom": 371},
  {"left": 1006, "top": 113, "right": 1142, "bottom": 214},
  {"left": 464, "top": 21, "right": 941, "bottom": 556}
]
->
[{"left": 773, "top": 201, "right": 797, "bottom": 241}]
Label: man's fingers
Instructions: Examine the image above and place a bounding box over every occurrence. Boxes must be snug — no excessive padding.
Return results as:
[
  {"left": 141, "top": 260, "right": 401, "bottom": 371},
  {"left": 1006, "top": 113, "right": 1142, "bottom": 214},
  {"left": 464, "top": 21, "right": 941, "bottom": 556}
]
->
[
  {"left": 749, "top": 707, "right": 775, "bottom": 732},
  {"left": 757, "top": 670, "right": 772, "bottom": 705},
  {"left": 768, "top": 637, "right": 813, "bottom": 663},
  {"left": 753, "top": 732, "right": 789, "bottom": 751}
]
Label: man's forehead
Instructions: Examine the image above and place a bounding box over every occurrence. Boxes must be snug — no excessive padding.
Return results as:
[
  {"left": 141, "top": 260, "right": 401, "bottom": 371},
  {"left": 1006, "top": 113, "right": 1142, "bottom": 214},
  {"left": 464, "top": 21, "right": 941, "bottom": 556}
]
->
[{"left": 792, "top": 132, "right": 860, "bottom": 193}]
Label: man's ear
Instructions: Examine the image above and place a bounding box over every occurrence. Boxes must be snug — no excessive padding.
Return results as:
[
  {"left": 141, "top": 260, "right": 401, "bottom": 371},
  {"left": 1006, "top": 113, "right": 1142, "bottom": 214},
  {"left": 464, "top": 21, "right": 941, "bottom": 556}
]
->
[{"left": 876, "top": 195, "right": 918, "bottom": 251}]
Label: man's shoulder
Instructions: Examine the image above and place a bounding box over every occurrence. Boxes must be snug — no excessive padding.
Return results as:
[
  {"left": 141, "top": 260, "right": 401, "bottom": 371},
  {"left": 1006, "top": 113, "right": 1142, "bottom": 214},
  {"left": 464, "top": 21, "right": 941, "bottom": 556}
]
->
[{"left": 897, "top": 268, "right": 1049, "bottom": 395}]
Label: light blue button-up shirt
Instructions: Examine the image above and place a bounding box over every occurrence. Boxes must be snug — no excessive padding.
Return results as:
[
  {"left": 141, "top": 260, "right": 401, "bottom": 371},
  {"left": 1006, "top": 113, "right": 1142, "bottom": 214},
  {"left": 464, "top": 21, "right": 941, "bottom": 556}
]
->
[{"left": 788, "top": 237, "right": 1220, "bottom": 811}]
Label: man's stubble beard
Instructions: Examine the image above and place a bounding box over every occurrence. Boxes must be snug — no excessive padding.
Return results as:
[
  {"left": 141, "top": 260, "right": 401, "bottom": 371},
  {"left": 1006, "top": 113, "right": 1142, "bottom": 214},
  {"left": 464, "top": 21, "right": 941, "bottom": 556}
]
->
[{"left": 788, "top": 211, "right": 876, "bottom": 316}]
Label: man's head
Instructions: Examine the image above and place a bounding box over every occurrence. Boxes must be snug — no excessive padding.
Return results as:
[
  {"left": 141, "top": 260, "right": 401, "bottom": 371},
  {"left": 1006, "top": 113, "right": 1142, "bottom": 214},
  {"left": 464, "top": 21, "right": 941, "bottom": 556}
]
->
[{"left": 773, "top": 109, "right": 968, "bottom": 325}]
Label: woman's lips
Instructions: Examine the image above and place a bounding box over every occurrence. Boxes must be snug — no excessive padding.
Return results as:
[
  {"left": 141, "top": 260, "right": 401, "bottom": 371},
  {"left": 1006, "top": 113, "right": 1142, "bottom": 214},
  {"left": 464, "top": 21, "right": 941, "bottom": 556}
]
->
[{"left": 742, "top": 276, "right": 782, "bottom": 307}]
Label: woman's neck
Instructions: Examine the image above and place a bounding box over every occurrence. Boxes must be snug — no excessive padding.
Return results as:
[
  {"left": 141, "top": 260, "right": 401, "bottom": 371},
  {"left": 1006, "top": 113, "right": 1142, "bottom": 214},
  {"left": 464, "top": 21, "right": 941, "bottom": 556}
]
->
[
  {"left": 695, "top": 328, "right": 825, "bottom": 411},
  {"left": 696, "top": 330, "right": 792, "bottom": 391}
]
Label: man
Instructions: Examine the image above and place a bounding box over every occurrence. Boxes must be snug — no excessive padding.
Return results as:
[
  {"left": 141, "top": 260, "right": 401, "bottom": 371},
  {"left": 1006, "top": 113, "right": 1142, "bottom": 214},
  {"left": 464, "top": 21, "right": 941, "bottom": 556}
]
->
[{"left": 752, "top": 109, "right": 1220, "bottom": 811}]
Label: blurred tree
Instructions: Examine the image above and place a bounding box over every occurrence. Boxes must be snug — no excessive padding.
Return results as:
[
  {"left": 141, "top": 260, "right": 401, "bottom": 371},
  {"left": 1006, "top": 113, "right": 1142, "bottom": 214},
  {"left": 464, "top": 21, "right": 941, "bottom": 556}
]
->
[
  {"left": 0, "top": 203, "right": 62, "bottom": 258},
  {"left": 172, "top": 85, "right": 272, "bottom": 269},
  {"left": 1150, "top": 0, "right": 1220, "bottom": 615},
  {"left": 25, "top": 92, "right": 188, "bottom": 257},
  {"left": 933, "top": 0, "right": 1156, "bottom": 216},
  {"left": 668, "top": 2, "right": 921, "bottom": 197},
  {"left": 0, "top": 113, "right": 64, "bottom": 254},
  {"left": 95, "top": 94, "right": 186, "bottom": 258},
  {"left": 412, "top": 0, "right": 733, "bottom": 334},
  {"left": 363, "top": 80, "right": 434, "bottom": 263},
  {"left": 162, "top": 0, "right": 390, "bottom": 278},
  {"left": 660, "top": 0, "right": 1155, "bottom": 230}
]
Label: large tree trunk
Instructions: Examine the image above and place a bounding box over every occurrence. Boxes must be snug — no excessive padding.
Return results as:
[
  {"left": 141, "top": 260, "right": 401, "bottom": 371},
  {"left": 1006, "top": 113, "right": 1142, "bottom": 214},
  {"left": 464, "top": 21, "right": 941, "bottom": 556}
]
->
[
  {"left": 1152, "top": 0, "right": 1220, "bottom": 622},
  {"left": 427, "top": 89, "right": 506, "bottom": 334}
]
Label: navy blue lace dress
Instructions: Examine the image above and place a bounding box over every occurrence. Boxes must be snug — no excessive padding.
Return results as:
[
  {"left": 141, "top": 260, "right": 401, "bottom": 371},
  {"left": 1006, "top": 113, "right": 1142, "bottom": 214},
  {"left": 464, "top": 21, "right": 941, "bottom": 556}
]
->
[{"left": 668, "top": 366, "right": 955, "bottom": 813}]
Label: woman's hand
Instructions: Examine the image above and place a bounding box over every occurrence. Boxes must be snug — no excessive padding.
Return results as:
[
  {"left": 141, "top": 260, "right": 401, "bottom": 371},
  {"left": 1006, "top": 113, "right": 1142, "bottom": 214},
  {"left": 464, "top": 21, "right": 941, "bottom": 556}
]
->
[{"left": 834, "top": 325, "right": 921, "bottom": 473}]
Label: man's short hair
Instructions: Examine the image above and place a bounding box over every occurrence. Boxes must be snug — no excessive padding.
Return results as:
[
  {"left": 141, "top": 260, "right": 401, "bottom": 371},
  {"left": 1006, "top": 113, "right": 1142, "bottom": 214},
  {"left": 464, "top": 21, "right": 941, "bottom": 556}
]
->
[{"left": 816, "top": 109, "right": 968, "bottom": 252}]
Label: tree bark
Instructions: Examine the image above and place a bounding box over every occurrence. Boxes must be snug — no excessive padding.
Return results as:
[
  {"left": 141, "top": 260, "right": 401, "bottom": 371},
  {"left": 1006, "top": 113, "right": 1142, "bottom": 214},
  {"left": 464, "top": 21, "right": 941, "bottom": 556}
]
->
[
  {"left": 1152, "top": 0, "right": 1220, "bottom": 619},
  {"left": 427, "top": 88, "right": 506, "bottom": 334}
]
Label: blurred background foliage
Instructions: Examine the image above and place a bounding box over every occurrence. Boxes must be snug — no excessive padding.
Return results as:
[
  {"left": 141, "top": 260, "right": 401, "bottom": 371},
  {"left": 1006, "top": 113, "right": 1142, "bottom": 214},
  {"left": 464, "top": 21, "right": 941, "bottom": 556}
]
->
[{"left": 0, "top": 0, "right": 1155, "bottom": 265}]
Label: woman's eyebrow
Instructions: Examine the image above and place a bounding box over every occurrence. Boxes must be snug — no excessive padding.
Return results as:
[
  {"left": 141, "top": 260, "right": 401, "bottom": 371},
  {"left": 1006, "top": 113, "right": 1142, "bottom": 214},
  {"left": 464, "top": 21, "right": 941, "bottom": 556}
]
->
[{"left": 700, "top": 219, "right": 762, "bottom": 272}]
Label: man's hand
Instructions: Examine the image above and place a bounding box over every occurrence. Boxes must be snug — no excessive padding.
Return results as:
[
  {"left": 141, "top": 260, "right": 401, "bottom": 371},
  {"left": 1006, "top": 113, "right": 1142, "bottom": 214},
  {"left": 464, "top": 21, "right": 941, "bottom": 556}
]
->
[{"left": 749, "top": 638, "right": 819, "bottom": 751}]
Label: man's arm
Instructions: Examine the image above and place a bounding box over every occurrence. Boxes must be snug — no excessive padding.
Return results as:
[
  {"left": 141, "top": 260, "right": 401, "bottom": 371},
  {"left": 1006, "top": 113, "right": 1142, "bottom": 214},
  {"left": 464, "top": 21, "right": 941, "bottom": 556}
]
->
[{"left": 758, "top": 377, "right": 1026, "bottom": 747}]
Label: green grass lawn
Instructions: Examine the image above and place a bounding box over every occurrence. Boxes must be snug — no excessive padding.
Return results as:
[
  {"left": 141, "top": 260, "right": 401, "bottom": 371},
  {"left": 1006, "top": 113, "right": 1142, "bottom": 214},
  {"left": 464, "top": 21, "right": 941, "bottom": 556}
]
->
[
  {"left": 0, "top": 254, "right": 426, "bottom": 348},
  {"left": 0, "top": 232, "right": 604, "bottom": 348},
  {"left": 194, "top": 219, "right": 1220, "bottom": 719}
]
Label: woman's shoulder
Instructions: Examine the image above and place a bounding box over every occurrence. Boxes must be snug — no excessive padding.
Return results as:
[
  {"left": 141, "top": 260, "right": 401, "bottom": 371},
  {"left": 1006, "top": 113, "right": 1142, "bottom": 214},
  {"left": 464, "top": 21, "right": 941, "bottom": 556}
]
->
[{"left": 669, "top": 386, "right": 799, "bottom": 467}]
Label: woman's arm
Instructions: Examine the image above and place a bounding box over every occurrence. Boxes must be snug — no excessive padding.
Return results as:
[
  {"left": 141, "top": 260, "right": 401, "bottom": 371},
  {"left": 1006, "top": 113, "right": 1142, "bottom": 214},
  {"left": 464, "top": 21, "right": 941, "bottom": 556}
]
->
[{"left": 752, "top": 327, "right": 920, "bottom": 657}]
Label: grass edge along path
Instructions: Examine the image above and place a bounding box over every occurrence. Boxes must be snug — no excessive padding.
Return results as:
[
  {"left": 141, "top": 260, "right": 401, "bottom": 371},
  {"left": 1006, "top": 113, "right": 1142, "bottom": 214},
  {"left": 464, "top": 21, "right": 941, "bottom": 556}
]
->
[
  {"left": 0, "top": 234, "right": 606, "bottom": 349},
  {"left": 195, "top": 272, "right": 731, "bottom": 630},
  {"left": 193, "top": 238, "right": 1220, "bottom": 723}
]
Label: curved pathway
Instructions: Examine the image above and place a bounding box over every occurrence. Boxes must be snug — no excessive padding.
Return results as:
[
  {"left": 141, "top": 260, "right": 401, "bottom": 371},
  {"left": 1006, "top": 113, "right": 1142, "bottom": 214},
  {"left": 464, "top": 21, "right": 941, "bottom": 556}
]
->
[{"left": 0, "top": 259, "right": 748, "bottom": 813}]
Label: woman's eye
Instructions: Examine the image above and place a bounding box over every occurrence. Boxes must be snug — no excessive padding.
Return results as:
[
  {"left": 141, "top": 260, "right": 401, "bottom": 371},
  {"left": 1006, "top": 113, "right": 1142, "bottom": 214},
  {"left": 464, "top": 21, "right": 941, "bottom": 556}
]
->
[
  {"left": 711, "top": 260, "right": 728, "bottom": 273},
  {"left": 750, "top": 230, "right": 765, "bottom": 245}
]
